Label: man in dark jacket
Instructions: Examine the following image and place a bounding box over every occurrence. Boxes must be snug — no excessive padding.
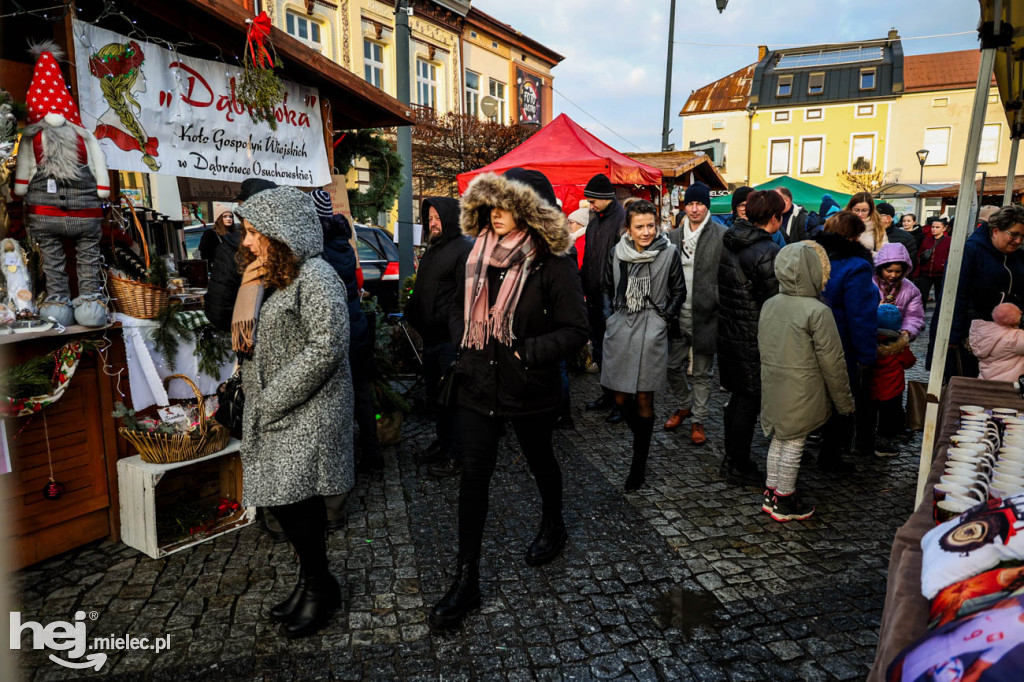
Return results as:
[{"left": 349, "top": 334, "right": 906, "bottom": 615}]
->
[
  {"left": 776, "top": 187, "right": 810, "bottom": 245},
  {"left": 878, "top": 202, "right": 917, "bottom": 264},
  {"left": 579, "top": 173, "right": 626, "bottom": 423},
  {"left": 405, "top": 197, "right": 473, "bottom": 476},
  {"left": 716, "top": 190, "right": 781, "bottom": 485}
]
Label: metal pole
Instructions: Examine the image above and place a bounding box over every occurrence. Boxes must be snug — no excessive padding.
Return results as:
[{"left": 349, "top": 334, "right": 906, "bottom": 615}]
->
[
  {"left": 917, "top": 161, "right": 925, "bottom": 223},
  {"left": 1005, "top": 136, "right": 1020, "bottom": 205},
  {"left": 915, "top": 45, "right": 998, "bottom": 507},
  {"left": 395, "top": 0, "right": 414, "bottom": 282},
  {"left": 660, "top": 0, "right": 677, "bottom": 152}
]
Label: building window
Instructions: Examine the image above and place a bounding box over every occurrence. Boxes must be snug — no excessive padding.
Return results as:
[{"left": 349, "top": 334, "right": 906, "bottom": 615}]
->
[
  {"left": 286, "top": 12, "right": 321, "bottom": 46},
  {"left": 933, "top": 97, "right": 949, "bottom": 107},
  {"left": 850, "top": 134, "right": 875, "bottom": 171},
  {"left": 470, "top": 30, "right": 478, "bottom": 39},
  {"left": 769, "top": 139, "right": 791, "bottom": 175},
  {"left": 777, "top": 74, "right": 793, "bottom": 98},
  {"left": 860, "top": 68, "right": 876, "bottom": 90},
  {"left": 711, "top": 119, "right": 725, "bottom": 130},
  {"left": 465, "top": 70, "right": 480, "bottom": 117},
  {"left": 492, "top": 40, "right": 499, "bottom": 49},
  {"left": 808, "top": 72, "right": 825, "bottom": 95},
  {"left": 855, "top": 104, "right": 875, "bottom": 117},
  {"left": 773, "top": 111, "right": 790, "bottom": 123},
  {"left": 416, "top": 59, "right": 437, "bottom": 110},
  {"left": 363, "top": 40, "right": 384, "bottom": 89},
  {"left": 805, "top": 108, "right": 823, "bottom": 120},
  {"left": 488, "top": 78, "right": 506, "bottom": 123},
  {"left": 980, "top": 123, "right": 1001, "bottom": 164},
  {"left": 800, "top": 137, "right": 823, "bottom": 174},
  {"left": 923, "top": 127, "right": 950, "bottom": 166}
]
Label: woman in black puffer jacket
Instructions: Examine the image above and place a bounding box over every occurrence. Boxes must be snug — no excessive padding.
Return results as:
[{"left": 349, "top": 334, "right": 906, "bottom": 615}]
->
[
  {"left": 716, "top": 190, "right": 783, "bottom": 485},
  {"left": 429, "top": 168, "right": 588, "bottom": 631}
]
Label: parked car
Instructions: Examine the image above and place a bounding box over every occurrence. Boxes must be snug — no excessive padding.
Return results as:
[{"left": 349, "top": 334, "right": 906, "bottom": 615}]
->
[
  {"left": 356, "top": 224, "right": 406, "bottom": 313},
  {"left": 183, "top": 224, "right": 208, "bottom": 260}
]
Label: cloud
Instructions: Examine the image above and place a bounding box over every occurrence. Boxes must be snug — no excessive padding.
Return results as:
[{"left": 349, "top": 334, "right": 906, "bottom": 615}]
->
[{"left": 474, "top": 0, "right": 982, "bottom": 152}]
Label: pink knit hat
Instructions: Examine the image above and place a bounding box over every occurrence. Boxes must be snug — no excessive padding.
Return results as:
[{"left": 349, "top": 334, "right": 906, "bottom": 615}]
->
[{"left": 992, "top": 302, "right": 1022, "bottom": 327}]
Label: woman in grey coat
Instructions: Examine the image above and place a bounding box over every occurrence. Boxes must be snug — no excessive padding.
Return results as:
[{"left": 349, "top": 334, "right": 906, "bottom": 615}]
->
[
  {"left": 601, "top": 200, "right": 686, "bottom": 490},
  {"left": 234, "top": 186, "right": 353, "bottom": 638}
]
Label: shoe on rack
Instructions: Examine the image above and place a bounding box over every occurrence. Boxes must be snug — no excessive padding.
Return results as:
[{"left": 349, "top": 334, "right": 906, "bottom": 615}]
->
[
  {"left": 663, "top": 408, "right": 692, "bottom": 430},
  {"left": 874, "top": 440, "right": 900, "bottom": 458},
  {"left": 721, "top": 460, "right": 764, "bottom": 487},
  {"left": 769, "top": 493, "right": 815, "bottom": 522},
  {"left": 417, "top": 441, "right": 446, "bottom": 465},
  {"left": 429, "top": 556, "right": 481, "bottom": 629},
  {"left": 605, "top": 406, "right": 624, "bottom": 424},
  {"left": 585, "top": 395, "right": 612, "bottom": 411},
  {"left": 691, "top": 423, "right": 707, "bottom": 445},
  {"left": 427, "top": 459, "right": 463, "bottom": 478},
  {"left": 524, "top": 516, "right": 567, "bottom": 566}
]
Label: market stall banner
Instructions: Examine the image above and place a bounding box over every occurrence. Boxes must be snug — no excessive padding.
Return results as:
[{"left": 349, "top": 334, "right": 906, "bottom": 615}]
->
[
  {"left": 516, "top": 69, "right": 542, "bottom": 125},
  {"left": 72, "top": 21, "right": 330, "bottom": 186}
]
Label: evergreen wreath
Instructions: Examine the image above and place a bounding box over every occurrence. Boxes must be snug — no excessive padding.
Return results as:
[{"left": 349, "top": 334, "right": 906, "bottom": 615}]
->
[{"left": 335, "top": 130, "right": 403, "bottom": 223}]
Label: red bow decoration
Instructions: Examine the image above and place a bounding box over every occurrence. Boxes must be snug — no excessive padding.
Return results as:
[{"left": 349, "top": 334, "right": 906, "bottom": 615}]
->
[
  {"left": 217, "top": 498, "right": 241, "bottom": 518},
  {"left": 246, "top": 11, "right": 274, "bottom": 69}
]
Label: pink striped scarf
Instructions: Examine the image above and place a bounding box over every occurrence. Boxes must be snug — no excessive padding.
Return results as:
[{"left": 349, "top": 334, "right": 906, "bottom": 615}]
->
[{"left": 461, "top": 227, "right": 536, "bottom": 350}]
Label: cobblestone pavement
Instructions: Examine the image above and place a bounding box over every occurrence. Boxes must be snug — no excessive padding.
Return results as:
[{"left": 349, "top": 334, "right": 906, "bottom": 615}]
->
[{"left": 12, "top": 331, "right": 934, "bottom": 681}]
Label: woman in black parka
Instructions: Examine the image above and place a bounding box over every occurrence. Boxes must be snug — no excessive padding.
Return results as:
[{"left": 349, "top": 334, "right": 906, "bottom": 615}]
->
[{"left": 428, "top": 168, "right": 588, "bottom": 630}]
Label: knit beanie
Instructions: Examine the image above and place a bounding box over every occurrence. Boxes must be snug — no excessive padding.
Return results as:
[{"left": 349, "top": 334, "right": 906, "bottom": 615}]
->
[
  {"left": 878, "top": 303, "right": 902, "bottom": 332},
  {"left": 731, "top": 186, "right": 754, "bottom": 215},
  {"left": 683, "top": 182, "right": 711, "bottom": 209},
  {"left": 503, "top": 167, "right": 559, "bottom": 209},
  {"left": 234, "top": 178, "right": 278, "bottom": 202},
  {"left": 568, "top": 207, "right": 590, "bottom": 227},
  {"left": 309, "top": 188, "right": 333, "bottom": 219},
  {"left": 583, "top": 173, "right": 615, "bottom": 199},
  {"left": 876, "top": 202, "right": 896, "bottom": 218},
  {"left": 993, "top": 302, "right": 1023, "bottom": 327}
]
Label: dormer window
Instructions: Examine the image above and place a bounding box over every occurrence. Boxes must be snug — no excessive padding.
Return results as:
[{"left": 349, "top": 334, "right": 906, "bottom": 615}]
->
[
  {"left": 777, "top": 74, "right": 793, "bottom": 98},
  {"left": 860, "top": 68, "right": 876, "bottom": 90},
  {"left": 808, "top": 72, "right": 825, "bottom": 95}
]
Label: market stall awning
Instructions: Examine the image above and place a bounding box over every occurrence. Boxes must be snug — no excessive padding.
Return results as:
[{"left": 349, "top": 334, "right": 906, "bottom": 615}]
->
[
  {"left": 875, "top": 183, "right": 956, "bottom": 199},
  {"left": 623, "top": 151, "right": 728, "bottom": 190},
  {"left": 709, "top": 176, "right": 853, "bottom": 214},
  {"left": 917, "top": 174, "right": 1024, "bottom": 199}
]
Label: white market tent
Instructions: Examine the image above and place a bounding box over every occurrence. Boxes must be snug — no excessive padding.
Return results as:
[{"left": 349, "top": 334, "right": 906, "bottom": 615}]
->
[{"left": 916, "top": 1, "right": 1024, "bottom": 504}]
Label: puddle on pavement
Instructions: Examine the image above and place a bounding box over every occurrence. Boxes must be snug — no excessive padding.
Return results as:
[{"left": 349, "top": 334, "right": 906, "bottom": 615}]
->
[{"left": 652, "top": 586, "right": 721, "bottom": 635}]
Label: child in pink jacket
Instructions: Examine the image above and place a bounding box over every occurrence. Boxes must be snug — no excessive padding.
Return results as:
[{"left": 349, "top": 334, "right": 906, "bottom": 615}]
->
[
  {"left": 969, "top": 303, "right": 1024, "bottom": 383},
  {"left": 873, "top": 242, "right": 925, "bottom": 340}
]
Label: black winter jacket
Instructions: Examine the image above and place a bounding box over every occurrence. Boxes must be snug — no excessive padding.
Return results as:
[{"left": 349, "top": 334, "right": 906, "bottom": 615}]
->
[
  {"left": 319, "top": 214, "right": 371, "bottom": 353},
  {"left": 886, "top": 224, "right": 919, "bottom": 265},
  {"left": 780, "top": 206, "right": 810, "bottom": 245},
  {"left": 204, "top": 231, "right": 242, "bottom": 333},
  {"left": 580, "top": 200, "right": 625, "bottom": 301},
  {"left": 716, "top": 220, "right": 780, "bottom": 394},
  {"left": 405, "top": 197, "right": 473, "bottom": 347}
]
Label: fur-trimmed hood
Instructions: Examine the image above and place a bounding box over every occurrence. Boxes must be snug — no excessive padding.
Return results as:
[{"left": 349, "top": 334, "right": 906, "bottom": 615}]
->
[
  {"left": 459, "top": 172, "right": 571, "bottom": 255},
  {"left": 877, "top": 331, "right": 909, "bottom": 357},
  {"left": 775, "top": 240, "right": 831, "bottom": 297}
]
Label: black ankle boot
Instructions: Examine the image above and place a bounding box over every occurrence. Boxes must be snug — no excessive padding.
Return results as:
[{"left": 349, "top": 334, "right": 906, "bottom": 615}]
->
[
  {"left": 280, "top": 572, "right": 341, "bottom": 638},
  {"left": 429, "top": 556, "right": 480, "bottom": 629},
  {"left": 525, "top": 516, "right": 567, "bottom": 566},
  {"left": 625, "top": 416, "right": 655, "bottom": 491},
  {"left": 268, "top": 566, "right": 306, "bottom": 623}
]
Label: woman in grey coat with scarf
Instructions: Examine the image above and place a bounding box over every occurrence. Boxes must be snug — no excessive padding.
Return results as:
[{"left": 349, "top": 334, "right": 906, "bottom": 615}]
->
[
  {"left": 601, "top": 200, "right": 685, "bottom": 490},
  {"left": 234, "top": 187, "right": 353, "bottom": 639}
]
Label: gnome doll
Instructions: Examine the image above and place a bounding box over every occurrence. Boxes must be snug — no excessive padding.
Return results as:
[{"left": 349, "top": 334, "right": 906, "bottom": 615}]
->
[{"left": 14, "top": 41, "right": 110, "bottom": 327}]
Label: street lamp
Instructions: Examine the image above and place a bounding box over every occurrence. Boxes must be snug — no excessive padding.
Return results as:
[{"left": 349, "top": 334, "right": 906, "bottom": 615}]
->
[
  {"left": 716, "top": 0, "right": 729, "bottom": 12},
  {"left": 916, "top": 148, "right": 929, "bottom": 220}
]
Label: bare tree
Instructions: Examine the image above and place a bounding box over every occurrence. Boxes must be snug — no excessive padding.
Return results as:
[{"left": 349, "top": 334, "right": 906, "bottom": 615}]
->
[{"left": 836, "top": 168, "right": 891, "bottom": 194}]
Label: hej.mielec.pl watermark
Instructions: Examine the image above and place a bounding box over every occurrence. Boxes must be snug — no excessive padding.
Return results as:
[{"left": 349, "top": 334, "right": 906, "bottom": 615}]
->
[{"left": 10, "top": 611, "right": 171, "bottom": 670}]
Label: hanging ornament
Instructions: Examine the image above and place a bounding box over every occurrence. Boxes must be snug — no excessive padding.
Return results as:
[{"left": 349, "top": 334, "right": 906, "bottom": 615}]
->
[
  {"left": 236, "top": 11, "right": 284, "bottom": 130},
  {"left": 39, "top": 411, "right": 64, "bottom": 501}
]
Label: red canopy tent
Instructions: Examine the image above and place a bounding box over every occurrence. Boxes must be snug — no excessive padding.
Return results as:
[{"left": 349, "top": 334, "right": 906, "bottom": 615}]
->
[{"left": 457, "top": 114, "right": 662, "bottom": 216}]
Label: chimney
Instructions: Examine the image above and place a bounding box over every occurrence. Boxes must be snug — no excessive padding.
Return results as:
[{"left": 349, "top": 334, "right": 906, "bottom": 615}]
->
[
  {"left": 888, "top": 28, "right": 899, "bottom": 42},
  {"left": 758, "top": 45, "right": 769, "bottom": 62}
]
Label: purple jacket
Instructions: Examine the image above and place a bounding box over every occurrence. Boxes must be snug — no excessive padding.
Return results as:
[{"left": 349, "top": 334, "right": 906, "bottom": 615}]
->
[{"left": 873, "top": 242, "right": 926, "bottom": 339}]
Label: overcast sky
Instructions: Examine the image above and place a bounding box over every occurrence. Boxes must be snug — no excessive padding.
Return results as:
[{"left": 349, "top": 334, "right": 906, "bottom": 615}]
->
[{"left": 473, "top": 0, "right": 982, "bottom": 153}]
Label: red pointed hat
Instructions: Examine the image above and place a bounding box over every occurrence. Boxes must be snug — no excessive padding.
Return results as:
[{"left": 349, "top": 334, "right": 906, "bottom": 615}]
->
[{"left": 26, "top": 49, "right": 82, "bottom": 126}]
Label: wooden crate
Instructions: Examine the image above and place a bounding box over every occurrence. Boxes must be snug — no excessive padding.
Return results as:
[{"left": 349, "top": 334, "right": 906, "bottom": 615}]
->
[{"left": 117, "top": 439, "right": 254, "bottom": 559}]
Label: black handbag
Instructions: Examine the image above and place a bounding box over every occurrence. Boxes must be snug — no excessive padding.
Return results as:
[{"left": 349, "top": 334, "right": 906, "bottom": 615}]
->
[{"left": 214, "top": 367, "right": 245, "bottom": 439}]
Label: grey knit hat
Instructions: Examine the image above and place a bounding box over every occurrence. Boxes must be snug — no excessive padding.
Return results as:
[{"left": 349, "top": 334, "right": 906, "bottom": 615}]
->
[{"left": 236, "top": 186, "right": 323, "bottom": 262}]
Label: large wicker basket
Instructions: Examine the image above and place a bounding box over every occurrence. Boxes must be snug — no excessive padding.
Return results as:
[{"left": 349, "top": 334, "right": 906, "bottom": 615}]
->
[
  {"left": 109, "top": 195, "right": 168, "bottom": 319},
  {"left": 119, "top": 374, "right": 231, "bottom": 464}
]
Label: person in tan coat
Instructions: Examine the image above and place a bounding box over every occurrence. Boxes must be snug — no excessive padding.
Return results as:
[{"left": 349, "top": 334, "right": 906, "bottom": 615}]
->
[{"left": 758, "top": 241, "right": 855, "bottom": 522}]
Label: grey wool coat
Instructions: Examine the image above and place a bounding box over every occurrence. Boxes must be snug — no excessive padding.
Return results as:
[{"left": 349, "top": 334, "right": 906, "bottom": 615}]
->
[
  {"left": 235, "top": 187, "right": 354, "bottom": 507},
  {"left": 758, "top": 242, "right": 854, "bottom": 441},
  {"left": 666, "top": 220, "right": 726, "bottom": 355},
  {"left": 600, "top": 236, "right": 686, "bottom": 393}
]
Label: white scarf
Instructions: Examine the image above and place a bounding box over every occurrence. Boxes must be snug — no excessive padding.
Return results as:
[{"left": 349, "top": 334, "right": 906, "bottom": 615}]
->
[
  {"left": 680, "top": 212, "right": 711, "bottom": 261},
  {"left": 614, "top": 234, "right": 667, "bottom": 313}
]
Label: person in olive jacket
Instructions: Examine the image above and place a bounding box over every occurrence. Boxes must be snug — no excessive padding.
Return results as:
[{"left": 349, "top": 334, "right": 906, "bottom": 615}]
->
[
  {"left": 428, "top": 168, "right": 588, "bottom": 631},
  {"left": 404, "top": 197, "right": 473, "bottom": 476},
  {"left": 716, "top": 190, "right": 782, "bottom": 486}
]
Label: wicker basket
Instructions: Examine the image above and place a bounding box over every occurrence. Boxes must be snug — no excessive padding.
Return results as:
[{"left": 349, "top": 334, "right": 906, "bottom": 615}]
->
[
  {"left": 109, "top": 195, "right": 168, "bottom": 319},
  {"left": 119, "top": 374, "right": 231, "bottom": 464}
]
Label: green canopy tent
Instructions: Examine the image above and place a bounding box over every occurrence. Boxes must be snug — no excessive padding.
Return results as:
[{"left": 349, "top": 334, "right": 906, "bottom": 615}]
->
[{"left": 710, "top": 176, "right": 854, "bottom": 215}]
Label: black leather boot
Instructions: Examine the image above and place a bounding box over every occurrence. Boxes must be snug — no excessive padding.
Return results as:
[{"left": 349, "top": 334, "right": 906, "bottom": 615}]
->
[
  {"left": 428, "top": 555, "right": 480, "bottom": 629},
  {"left": 625, "top": 416, "right": 655, "bottom": 491},
  {"left": 525, "top": 516, "right": 567, "bottom": 566},
  {"left": 280, "top": 572, "right": 341, "bottom": 638},
  {"left": 268, "top": 566, "right": 306, "bottom": 623}
]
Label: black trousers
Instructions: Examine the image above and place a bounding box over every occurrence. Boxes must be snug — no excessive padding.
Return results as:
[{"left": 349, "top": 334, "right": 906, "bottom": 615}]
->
[
  {"left": 723, "top": 389, "right": 760, "bottom": 467},
  {"left": 915, "top": 274, "right": 943, "bottom": 308},
  {"left": 422, "top": 342, "right": 460, "bottom": 459},
  {"left": 586, "top": 302, "right": 606, "bottom": 367},
  {"left": 873, "top": 394, "right": 907, "bottom": 439},
  {"left": 351, "top": 343, "right": 380, "bottom": 459},
  {"left": 457, "top": 407, "right": 562, "bottom": 559},
  {"left": 271, "top": 495, "right": 329, "bottom": 578}
]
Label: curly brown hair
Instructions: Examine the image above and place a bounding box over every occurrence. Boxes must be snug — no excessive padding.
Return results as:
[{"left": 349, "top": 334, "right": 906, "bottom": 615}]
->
[
  {"left": 824, "top": 210, "right": 867, "bottom": 240},
  {"left": 236, "top": 231, "right": 300, "bottom": 290}
]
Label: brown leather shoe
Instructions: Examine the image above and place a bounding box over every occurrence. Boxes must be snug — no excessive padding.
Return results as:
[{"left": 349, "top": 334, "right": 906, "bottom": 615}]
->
[
  {"left": 691, "top": 423, "right": 707, "bottom": 445},
  {"left": 663, "top": 408, "right": 692, "bottom": 430}
]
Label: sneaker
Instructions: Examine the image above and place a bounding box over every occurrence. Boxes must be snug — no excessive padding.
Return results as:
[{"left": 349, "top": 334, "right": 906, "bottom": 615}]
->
[
  {"left": 761, "top": 488, "right": 775, "bottom": 514},
  {"left": 770, "top": 493, "right": 815, "bottom": 522},
  {"left": 427, "top": 459, "right": 463, "bottom": 478},
  {"left": 874, "top": 440, "right": 899, "bottom": 458}
]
